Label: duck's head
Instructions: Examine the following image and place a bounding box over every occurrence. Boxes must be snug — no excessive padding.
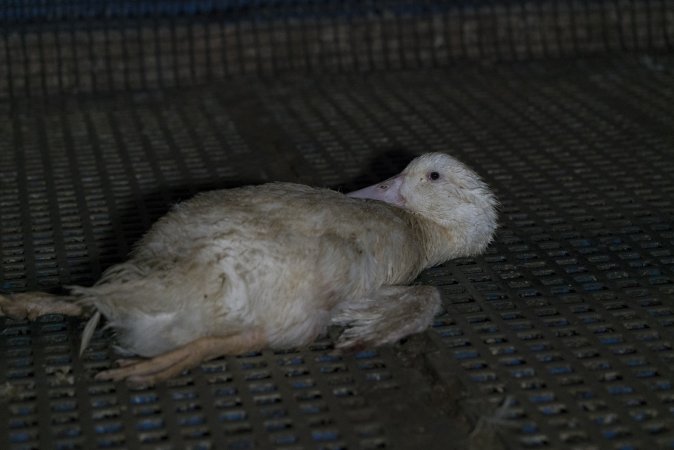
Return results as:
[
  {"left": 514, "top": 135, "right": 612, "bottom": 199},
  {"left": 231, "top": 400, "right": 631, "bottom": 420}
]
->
[{"left": 348, "top": 153, "right": 498, "bottom": 257}]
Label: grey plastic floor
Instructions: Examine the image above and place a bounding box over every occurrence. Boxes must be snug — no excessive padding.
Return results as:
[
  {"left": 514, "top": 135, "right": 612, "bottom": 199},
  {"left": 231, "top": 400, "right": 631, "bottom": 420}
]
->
[{"left": 1, "top": 57, "right": 674, "bottom": 449}]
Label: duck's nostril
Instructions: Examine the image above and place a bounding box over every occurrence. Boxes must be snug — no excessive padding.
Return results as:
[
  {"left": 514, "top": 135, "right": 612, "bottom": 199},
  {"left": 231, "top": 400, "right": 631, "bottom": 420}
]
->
[{"left": 379, "top": 184, "right": 388, "bottom": 190}]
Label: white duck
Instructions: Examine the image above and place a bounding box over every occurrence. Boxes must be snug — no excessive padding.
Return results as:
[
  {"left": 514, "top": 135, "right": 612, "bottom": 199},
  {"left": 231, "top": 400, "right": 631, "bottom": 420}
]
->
[{"left": 0, "top": 153, "right": 497, "bottom": 386}]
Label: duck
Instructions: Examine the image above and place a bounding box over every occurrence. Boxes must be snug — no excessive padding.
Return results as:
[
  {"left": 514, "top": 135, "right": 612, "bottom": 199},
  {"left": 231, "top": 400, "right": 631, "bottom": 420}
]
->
[{"left": 0, "top": 152, "right": 497, "bottom": 386}]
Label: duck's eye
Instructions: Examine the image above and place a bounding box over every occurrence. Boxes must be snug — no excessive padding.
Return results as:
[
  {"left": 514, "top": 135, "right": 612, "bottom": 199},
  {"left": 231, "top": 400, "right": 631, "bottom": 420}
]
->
[{"left": 429, "top": 171, "right": 440, "bottom": 181}]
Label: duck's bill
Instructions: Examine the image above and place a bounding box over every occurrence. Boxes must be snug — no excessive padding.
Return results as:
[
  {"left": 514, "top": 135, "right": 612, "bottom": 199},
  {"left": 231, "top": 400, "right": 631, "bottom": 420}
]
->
[{"left": 347, "top": 173, "right": 406, "bottom": 207}]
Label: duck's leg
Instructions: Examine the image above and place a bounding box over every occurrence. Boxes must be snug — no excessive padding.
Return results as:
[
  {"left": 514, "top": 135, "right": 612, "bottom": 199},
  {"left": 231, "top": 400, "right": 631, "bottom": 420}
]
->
[
  {"left": 95, "top": 329, "right": 266, "bottom": 387},
  {"left": 332, "top": 285, "right": 442, "bottom": 349},
  {"left": 0, "top": 292, "right": 83, "bottom": 320}
]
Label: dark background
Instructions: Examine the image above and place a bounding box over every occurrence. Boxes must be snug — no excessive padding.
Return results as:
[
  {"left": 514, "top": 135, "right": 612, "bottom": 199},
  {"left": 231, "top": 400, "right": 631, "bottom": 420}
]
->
[{"left": 1, "top": 1, "right": 673, "bottom": 449}]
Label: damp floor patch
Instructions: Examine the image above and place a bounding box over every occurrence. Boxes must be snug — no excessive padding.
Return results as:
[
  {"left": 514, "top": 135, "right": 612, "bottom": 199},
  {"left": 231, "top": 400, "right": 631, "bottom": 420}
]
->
[{"left": 1, "top": 58, "right": 674, "bottom": 449}]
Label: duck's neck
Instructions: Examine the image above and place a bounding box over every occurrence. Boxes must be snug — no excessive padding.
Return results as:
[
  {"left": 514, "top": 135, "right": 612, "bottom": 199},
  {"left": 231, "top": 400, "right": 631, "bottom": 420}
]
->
[
  {"left": 416, "top": 217, "right": 469, "bottom": 268},
  {"left": 417, "top": 217, "right": 453, "bottom": 268}
]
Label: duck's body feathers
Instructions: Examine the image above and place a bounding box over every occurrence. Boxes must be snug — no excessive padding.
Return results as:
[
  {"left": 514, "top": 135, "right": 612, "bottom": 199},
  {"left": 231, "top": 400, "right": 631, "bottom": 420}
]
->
[{"left": 75, "top": 183, "right": 431, "bottom": 356}]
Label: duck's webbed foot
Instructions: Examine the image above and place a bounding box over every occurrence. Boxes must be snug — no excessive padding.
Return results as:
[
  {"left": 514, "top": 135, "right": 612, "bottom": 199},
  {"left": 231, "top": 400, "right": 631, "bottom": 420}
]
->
[
  {"left": 95, "top": 330, "right": 266, "bottom": 387},
  {"left": 0, "top": 292, "right": 83, "bottom": 320},
  {"left": 332, "top": 285, "right": 442, "bottom": 349}
]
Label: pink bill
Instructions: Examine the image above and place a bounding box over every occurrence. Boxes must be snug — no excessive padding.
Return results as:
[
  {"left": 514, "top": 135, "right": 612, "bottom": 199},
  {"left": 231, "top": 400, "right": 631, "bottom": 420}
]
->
[{"left": 347, "top": 173, "right": 406, "bottom": 207}]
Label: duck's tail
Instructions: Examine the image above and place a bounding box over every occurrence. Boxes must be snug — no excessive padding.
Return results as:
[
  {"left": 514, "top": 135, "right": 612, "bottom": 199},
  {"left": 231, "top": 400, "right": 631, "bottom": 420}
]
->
[{"left": 80, "top": 310, "right": 102, "bottom": 356}]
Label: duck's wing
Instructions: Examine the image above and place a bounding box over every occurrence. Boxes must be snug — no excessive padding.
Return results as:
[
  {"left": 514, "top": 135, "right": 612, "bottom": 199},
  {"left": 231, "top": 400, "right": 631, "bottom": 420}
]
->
[
  {"left": 133, "top": 183, "right": 427, "bottom": 276},
  {"left": 331, "top": 285, "right": 442, "bottom": 349}
]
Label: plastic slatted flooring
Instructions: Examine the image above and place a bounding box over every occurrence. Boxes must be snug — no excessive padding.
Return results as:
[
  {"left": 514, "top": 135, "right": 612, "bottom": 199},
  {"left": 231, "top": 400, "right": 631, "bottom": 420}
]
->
[{"left": 1, "top": 57, "right": 674, "bottom": 449}]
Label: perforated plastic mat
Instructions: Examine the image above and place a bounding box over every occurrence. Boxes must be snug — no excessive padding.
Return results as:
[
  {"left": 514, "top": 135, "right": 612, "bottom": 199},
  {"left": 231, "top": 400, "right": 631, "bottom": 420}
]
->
[{"left": 1, "top": 57, "right": 674, "bottom": 449}]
